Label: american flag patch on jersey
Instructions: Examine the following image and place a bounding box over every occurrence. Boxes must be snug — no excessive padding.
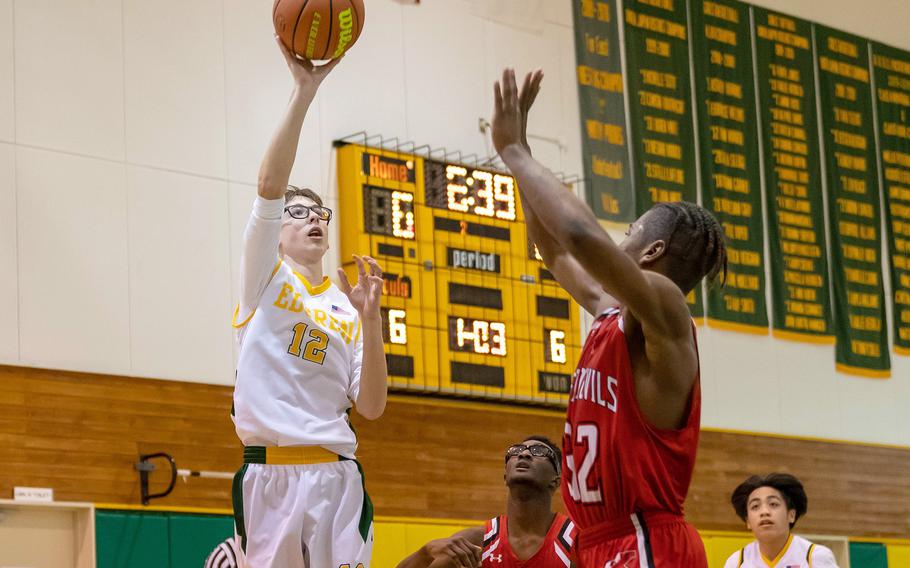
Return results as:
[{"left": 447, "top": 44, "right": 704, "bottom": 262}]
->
[{"left": 331, "top": 304, "right": 351, "bottom": 316}]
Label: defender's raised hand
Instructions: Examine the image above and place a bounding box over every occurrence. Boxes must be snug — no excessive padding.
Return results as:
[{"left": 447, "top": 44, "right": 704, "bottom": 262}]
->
[
  {"left": 492, "top": 68, "right": 525, "bottom": 155},
  {"left": 337, "top": 255, "right": 384, "bottom": 320},
  {"left": 518, "top": 69, "right": 544, "bottom": 154}
]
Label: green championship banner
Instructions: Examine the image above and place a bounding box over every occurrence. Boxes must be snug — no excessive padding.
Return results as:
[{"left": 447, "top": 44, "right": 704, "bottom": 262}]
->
[
  {"left": 690, "top": 0, "right": 768, "bottom": 333},
  {"left": 572, "top": 0, "right": 633, "bottom": 222},
  {"left": 622, "top": 0, "right": 703, "bottom": 318},
  {"left": 752, "top": 7, "right": 834, "bottom": 343},
  {"left": 816, "top": 26, "right": 890, "bottom": 377},
  {"left": 871, "top": 42, "right": 910, "bottom": 357}
]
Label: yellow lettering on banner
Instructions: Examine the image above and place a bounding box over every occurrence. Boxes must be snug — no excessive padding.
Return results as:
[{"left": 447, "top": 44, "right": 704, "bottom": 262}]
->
[
  {"left": 586, "top": 120, "right": 625, "bottom": 145},
  {"left": 581, "top": 0, "right": 595, "bottom": 18},
  {"left": 644, "top": 162, "right": 685, "bottom": 184},
  {"left": 840, "top": 176, "right": 867, "bottom": 194},
  {"left": 779, "top": 226, "right": 816, "bottom": 243},
  {"left": 625, "top": 10, "right": 687, "bottom": 39},
  {"left": 728, "top": 272, "right": 760, "bottom": 290},
  {"left": 835, "top": 83, "right": 857, "bottom": 101},
  {"left": 837, "top": 197, "right": 874, "bottom": 218},
  {"left": 785, "top": 300, "right": 823, "bottom": 316},
  {"left": 705, "top": 24, "right": 737, "bottom": 46},
  {"left": 772, "top": 137, "right": 808, "bottom": 156},
  {"left": 902, "top": 273, "right": 910, "bottom": 288},
  {"left": 848, "top": 291, "right": 880, "bottom": 308},
  {"left": 710, "top": 125, "right": 744, "bottom": 145},
  {"left": 820, "top": 56, "right": 870, "bottom": 82},
  {"left": 712, "top": 197, "right": 752, "bottom": 217},
  {"left": 785, "top": 315, "right": 827, "bottom": 332},
  {"left": 641, "top": 69, "right": 677, "bottom": 89},
  {"left": 834, "top": 107, "right": 862, "bottom": 126},
  {"left": 639, "top": 0, "right": 673, "bottom": 11},
  {"left": 707, "top": 77, "right": 743, "bottom": 99},
  {"left": 827, "top": 37, "right": 859, "bottom": 58},
  {"left": 831, "top": 129, "right": 868, "bottom": 150},
  {"left": 834, "top": 152, "right": 867, "bottom": 172},
  {"left": 767, "top": 14, "right": 796, "bottom": 32},
  {"left": 784, "top": 271, "right": 824, "bottom": 287},
  {"left": 777, "top": 196, "right": 811, "bottom": 213},
  {"left": 788, "top": 286, "right": 817, "bottom": 301},
  {"left": 891, "top": 202, "right": 910, "bottom": 219},
  {"left": 883, "top": 150, "right": 910, "bottom": 168},
  {"left": 601, "top": 193, "right": 620, "bottom": 214},
  {"left": 879, "top": 88, "right": 910, "bottom": 106},
  {"left": 644, "top": 138, "right": 682, "bottom": 159},
  {"left": 774, "top": 44, "right": 796, "bottom": 60},
  {"left": 784, "top": 257, "right": 815, "bottom": 271},
  {"left": 851, "top": 339, "right": 881, "bottom": 357},
  {"left": 839, "top": 220, "right": 877, "bottom": 240},
  {"left": 778, "top": 182, "right": 808, "bottom": 198},
  {"left": 774, "top": 166, "right": 809, "bottom": 184},
  {"left": 844, "top": 268, "right": 879, "bottom": 286},
  {"left": 704, "top": 1, "right": 739, "bottom": 23},
  {"left": 885, "top": 166, "right": 910, "bottom": 185},
  {"left": 771, "top": 107, "right": 804, "bottom": 126},
  {"left": 709, "top": 49, "right": 736, "bottom": 68},
  {"left": 592, "top": 156, "right": 624, "bottom": 179},
  {"left": 639, "top": 91, "right": 685, "bottom": 114},
  {"left": 772, "top": 93, "right": 802, "bottom": 111},
  {"left": 841, "top": 244, "right": 878, "bottom": 262},
  {"left": 648, "top": 187, "right": 683, "bottom": 203},
  {"left": 899, "top": 287, "right": 910, "bottom": 303},
  {"left": 873, "top": 54, "right": 910, "bottom": 76},
  {"left": 585, "top": 33, "right": 610, "bottom": 56},
  {"left": 728, "top": 248, "right": 762, "bottom": 266},
  {"left": 707, "top": 100, "right": 745, "bottom": 122},
  {"left": 778, "top": 210, "right": 813, "bottom": 228},
  {"left": 713, "top": 174, "right": 750, "bottom": 194},
  {"left": 724, "top": 296, "right": 756, "bottom": 314},
  {"left": 647, "top": 38, "right": 671, "bottom": 57},
  {"left": 897, "top": 237, "right": 910, "bottom": 253},
  {"left": 887, "top": 74, "right": 910, "bottom": 90},
  {"left": 596, "top": 1, "right": 611, "bottom": 21},
  {"left": 884, "top": 122, "right": 910, "bottom": 140},
  {"left": 781, "top": 240, "right": 821, "bottom": 258},
  {"left": 770, "top": 64, "right": 800, "bottom": 82},
  {"left": 756, "top": 25, "right": 808, "bottom": 49},
  {"left": 722, "top": 222, "right": 749, "bottom": 241},
  {"left": 889, "top": 185, "right": 910, "bottom": 201},
  {"left": 771, "top": 122, "right": 807, "bottom": 141},
  {"left": 773, "top": 151, "right": 808, "bottom": 170},
  {"left": 578, "top": 66, "right": 624, "bottom": 92},
  {"left": 712, "top": 149, "right": 746, "bottom": 169},
  {"left": 645, "top": 116, "right": 679, "bottom": 135}
]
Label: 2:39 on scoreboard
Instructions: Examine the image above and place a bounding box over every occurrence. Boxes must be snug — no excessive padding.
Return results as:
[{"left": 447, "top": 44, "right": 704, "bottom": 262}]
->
[{"left": 337, "top": 143, "right": 582, "bottom": 406}]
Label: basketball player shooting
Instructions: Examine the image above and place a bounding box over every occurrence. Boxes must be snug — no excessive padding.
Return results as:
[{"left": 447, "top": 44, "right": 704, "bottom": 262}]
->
[
  {"left": 492, "top": 68, "right": 726, "bottom": 567},
  {"left": 230, "top": 37, "right": 387, "bottom": 567}
]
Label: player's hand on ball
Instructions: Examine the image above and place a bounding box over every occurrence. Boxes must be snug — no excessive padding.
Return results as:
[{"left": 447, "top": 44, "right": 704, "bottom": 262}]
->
[
  {"left": 275, "top": 34, "right": 342, "bottom": 91},
  {"left": 337, "top": 255, "right": 383, "bottom": 320},
  {"left": 492, "top": 68, "right": 526, "bottom": 155},
  {"left": 518, "top": 69, "right": 543, "bottom": 154},
  {"left": 425, "top": 536, "right": 481, "bottom": 568}
]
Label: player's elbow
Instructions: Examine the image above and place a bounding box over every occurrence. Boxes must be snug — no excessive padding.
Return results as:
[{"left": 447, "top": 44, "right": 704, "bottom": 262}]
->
[
  {"left": 356, "top": 401, "right": 386, "bottom": 421},
  {"left": 257, "top": 175, "right": 285, "bottom": 200},
  {"left": 564, "top": 219, "right": 596, "bottom": 254}
]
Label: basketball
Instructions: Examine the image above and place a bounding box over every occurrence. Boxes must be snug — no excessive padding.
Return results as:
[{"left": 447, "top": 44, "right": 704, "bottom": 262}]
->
[{"left": 273, "top": 0, "right": 365, "bottom": 61}]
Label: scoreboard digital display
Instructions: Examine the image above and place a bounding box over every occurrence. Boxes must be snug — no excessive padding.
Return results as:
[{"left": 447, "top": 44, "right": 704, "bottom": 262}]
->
[{"left": 338, "top": 143, "right": 582, "bottom": 405}]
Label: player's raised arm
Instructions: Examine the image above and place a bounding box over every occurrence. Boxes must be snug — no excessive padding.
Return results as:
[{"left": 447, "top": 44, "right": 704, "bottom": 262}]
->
[
  {"left": 395, "top": 527, "right": 483, "bottom": 568},
  {"left": 337, "top": 255, "right": 388, "bottom": 420},
  {"left": 493, "top": 68, "right": 684, "bottom": 339},
  {"left": 514, "top": 70, "right": 617, "bottom": 316}
]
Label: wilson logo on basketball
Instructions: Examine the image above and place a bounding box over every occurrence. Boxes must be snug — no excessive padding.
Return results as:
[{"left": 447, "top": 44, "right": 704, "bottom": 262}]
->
[
  {"left": 333, "top": 8, "right": 355, "bottom": 57},
  {"left": 306, "top": 12, "right": 322, "bottom": 59}
]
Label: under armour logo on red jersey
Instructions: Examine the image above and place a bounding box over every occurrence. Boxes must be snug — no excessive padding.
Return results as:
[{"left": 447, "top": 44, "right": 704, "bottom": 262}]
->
[
  {"left": 488, "top": 553, "right": 503, "bottom": 563},
  {"left": 604, "top": 550, "right": 638, "bottom": 568}
]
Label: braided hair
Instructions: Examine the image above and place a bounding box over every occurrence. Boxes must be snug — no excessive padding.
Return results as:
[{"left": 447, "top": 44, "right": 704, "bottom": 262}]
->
[{"left": 642, "top": 201, "right": 727, "bottom": 292}]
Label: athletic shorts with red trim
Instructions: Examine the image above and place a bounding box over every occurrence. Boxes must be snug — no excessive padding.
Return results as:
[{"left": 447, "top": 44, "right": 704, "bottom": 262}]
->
[{"left": 575, "top": 512, "right": 707, "bottom": 568}]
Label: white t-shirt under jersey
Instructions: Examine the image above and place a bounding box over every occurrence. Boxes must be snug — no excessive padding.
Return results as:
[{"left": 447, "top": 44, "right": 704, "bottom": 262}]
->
[
  {"left": 232, "top": 196, "right": 363, "bottom": 458},
  {"left": 724, "top": 534, "right": 839, "bottom": 568}
]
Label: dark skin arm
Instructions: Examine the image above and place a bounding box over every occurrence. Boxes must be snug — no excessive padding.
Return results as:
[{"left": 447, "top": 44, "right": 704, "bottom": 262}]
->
[
  {"left": 396, "top": 527, "right": 484, "bottom": 568},
  {"left": 515, "top": 70, "right": 617, "bottom": 316},
  {"left": 493, "top": 68, "right": 697, "bottom": 427}
]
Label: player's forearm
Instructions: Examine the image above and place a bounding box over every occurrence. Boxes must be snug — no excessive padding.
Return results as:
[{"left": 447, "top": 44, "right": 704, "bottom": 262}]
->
[
  {"left": 355, "top": 318, "right": 388, "bottom": 420},
  {"left": 257, "top": 86, "right": 318, "bottom": 199}
]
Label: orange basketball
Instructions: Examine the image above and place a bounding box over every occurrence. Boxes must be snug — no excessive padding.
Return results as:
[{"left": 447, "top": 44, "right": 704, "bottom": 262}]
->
[{"left": 273, "top": 0, "right": 365, "bottom": 61}]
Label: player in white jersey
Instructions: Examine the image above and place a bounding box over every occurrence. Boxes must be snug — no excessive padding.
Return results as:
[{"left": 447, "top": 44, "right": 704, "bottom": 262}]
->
[
  {"left": 230, "top": 36, "right": 388, "bottom": 568},
  {"left": 724, "top": 473, "right": 838, "bottom": 568}
]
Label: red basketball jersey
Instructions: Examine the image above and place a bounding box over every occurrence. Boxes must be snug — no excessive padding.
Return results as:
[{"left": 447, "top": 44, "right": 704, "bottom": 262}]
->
[
  {"left": 561, "top": 307, "right": 701, "bottom": 530},
  {"left": 482, "top": 513, "right": 576, "bottom": 567}
]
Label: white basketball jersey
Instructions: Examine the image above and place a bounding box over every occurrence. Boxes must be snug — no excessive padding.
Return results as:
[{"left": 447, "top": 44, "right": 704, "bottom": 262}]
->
[
  {"left": 233, "top": 260, "right": 363, "bottom": 458},
  {"left": 725, "top": 535, "right": 838, "bottom": 568}
]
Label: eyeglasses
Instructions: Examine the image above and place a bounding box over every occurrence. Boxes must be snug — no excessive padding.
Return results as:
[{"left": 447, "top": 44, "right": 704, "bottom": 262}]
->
[
  {"left": 284, "top": 204, "right": 333, "bottom": 222},
  {"left": 505, "top": 443, "right": 560, "bottom": 473}
]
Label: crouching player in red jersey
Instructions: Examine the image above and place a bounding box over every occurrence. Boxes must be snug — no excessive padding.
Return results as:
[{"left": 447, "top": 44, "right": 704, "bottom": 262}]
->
[{"left": 492, "top": 68, "right": 727, "bottom": 567}]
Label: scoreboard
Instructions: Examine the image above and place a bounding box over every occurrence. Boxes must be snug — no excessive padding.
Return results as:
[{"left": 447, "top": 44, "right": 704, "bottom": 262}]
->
[{"left": 337, "top": 143, "right": 582, "bottom": 406}]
